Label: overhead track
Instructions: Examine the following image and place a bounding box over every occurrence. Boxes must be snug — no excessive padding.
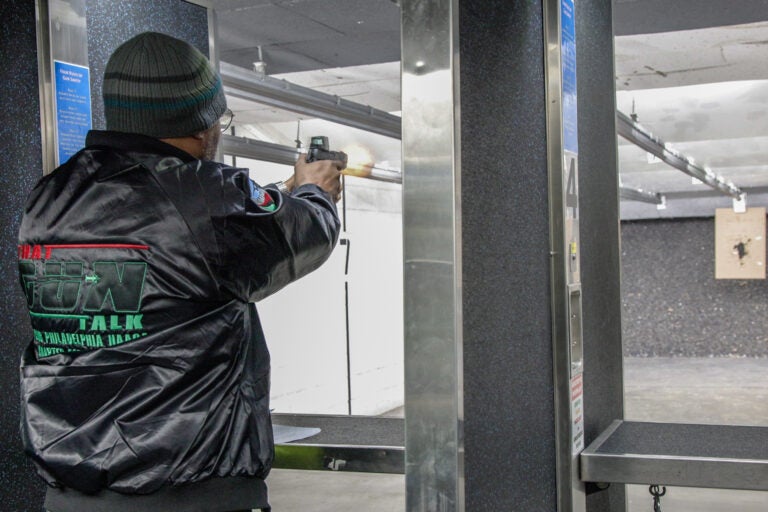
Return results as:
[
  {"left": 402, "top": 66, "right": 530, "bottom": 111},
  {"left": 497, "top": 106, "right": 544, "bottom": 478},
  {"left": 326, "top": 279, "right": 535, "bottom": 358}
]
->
[
  {"left": 222, "top": 63, "right": 737, "bottom": 203},
  {"left": 220, "top": 62, "right": 402, "bottom": 140},
  {"left": 616, "top": 111, "right": 743, "bottom": 199},
  {"left": 619, "top": 186, "right": 664, "bottom": 205},
  {"left": 220, "top": 129, "right": 669, "bottom": 206},
  {"left": 221, "top": 134, "right": 297, "bottom": 166},
  {"left": 221, "top": 134, "right": 403, "bottom": 184}
]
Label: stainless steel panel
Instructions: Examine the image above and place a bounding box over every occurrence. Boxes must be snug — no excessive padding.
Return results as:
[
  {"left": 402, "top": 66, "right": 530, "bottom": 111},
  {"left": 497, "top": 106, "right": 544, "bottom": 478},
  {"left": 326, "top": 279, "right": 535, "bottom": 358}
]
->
[
  {"left": 35, "top": 0, "right": 56, "bottom": 174},
  {"left": 271, "top": 413, "right": 405, "bottom": 474},
  {"left": 543, "top": 0, "right": 586, "bottom": 510},
  {"left": 205, "top": 2, "right": 222, "bottom": 162},
  {"left": 582, "top": 420, "right": 768, "bottom": 491},
  {"left": 568, "top": 286, "right": 583, "bottom": 374},
  {"left": 37, "top": 0, "right": 89, "bottom": 171},
  {"left": 272, "top": 414, "right": 404, "bottom": 446},
  {"left": 275, "top": 444, "right": 404, "bottom": 474},
  {"left": 584, "top": 455, "right": 768, "bottom": 491},
  {"left": 48, "top": 0, "right": 88, "bottom": 65},
  {"left": 401, "top": 0, "right": 464, "bottom": 510}
]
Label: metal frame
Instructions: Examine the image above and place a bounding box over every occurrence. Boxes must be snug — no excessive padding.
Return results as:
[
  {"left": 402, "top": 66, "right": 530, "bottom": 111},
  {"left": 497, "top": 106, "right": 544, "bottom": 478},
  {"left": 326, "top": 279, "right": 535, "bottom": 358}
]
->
[
  {"left": 271, "top": 413, "right": 404, "bottom": 474},
  {"left": 619, "top": 186, "right": 665, "bottom": 205},
  {"left": 195, "top": 0, "right": 223, "bottom": 162},
  {"left": 202, "top": 0, "right": 218, "bottom": 82},
  {"left": 401, "top": 0, "right": 464, "bottom": 510},
  {"left": 275, "top": 443, "right": 404, "bottom": 473},
  {"left": 35, "top": 0, "right": 91, "bottom": 173},
  {"left": 220, "top": 134, "right": 402, "bottom": 183},
  {"left": 543, "top": 0, "right": 586, "bottom": 510},
  {"left": 582, "top": 420, "right": 768, "bottom": 491},
  {"left": 35, "top": 0, "right": 56, "bottom": 175},
  {"left": 616, "top": 110, "right": 743, "bottom": 199}
]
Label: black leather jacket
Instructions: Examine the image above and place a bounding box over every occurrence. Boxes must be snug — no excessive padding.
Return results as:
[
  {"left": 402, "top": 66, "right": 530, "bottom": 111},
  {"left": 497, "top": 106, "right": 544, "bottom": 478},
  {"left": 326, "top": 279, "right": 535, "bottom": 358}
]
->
[{"left": 17, "top": 131, "right": 340, "bottom": 506}]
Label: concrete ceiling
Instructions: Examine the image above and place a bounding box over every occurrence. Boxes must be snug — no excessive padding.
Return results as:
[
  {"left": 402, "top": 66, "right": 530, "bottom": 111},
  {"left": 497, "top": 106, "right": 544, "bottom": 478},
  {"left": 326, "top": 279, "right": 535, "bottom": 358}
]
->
[
  {"left": 213, "top": 0, "right": 400, "bottom": 74},
  {"left": 211, "top": 0, "right": 768, "bottom": 219}
]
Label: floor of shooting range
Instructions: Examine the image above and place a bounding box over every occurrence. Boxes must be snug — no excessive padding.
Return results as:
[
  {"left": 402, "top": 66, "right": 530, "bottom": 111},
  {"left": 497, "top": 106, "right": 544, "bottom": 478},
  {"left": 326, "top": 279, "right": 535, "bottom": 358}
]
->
[{"left": 265, "top": 356, "right": 768, "bottom": 512}]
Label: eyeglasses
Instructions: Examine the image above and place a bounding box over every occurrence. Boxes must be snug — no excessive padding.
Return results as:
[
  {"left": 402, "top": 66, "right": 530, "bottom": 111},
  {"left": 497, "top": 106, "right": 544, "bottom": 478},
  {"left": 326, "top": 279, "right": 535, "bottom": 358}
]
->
[{"left": 219, "top": 108, "right": 234, "bottom": 133}]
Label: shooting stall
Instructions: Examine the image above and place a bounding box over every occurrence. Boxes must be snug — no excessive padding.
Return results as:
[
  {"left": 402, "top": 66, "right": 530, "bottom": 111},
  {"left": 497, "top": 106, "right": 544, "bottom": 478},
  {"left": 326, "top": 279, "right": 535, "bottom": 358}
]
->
[
  {"left": 220, "top": 1, "right": 768, "bottom": 511},
  {"left": 25, "top": 1, "right": 768, "bottom": 511},
  {"left": 219, "top": 1, "right": 625, "bottom": 511}
]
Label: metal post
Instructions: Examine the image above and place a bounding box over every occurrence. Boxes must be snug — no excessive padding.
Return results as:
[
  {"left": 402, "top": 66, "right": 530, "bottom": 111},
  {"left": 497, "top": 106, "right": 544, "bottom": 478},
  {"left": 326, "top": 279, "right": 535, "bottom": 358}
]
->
[
  {"left": 401, "top": 0, "right": 464, "bottom": 510},
  {"left": 36, "top": 0, "right": 91, "bottom": 173},
  {"left": 544, "top": 0, "right": 587, "bottom": 510}
]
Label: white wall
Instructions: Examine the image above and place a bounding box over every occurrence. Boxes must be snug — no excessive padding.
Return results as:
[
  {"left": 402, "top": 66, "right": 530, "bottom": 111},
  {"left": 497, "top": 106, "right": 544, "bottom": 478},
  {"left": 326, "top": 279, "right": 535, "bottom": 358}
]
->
[
  {"left": 232, "top": 157, "right": 404, "bottom": 416},
  {"left": 343, "top": 178, "right": 404, "bottom": 416}
]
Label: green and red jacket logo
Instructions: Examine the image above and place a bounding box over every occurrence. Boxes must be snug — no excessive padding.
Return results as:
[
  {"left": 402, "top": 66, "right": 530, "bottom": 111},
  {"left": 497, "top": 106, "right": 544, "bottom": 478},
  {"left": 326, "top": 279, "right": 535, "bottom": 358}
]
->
[{"left": 19, "top": 244, "right": 150, "bottom": 357}]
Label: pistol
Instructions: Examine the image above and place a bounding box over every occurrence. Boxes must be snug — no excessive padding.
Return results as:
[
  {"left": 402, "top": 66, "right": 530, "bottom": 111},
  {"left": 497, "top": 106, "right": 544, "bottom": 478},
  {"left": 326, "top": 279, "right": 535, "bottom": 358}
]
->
[{"left": 306, "top": 136, "right": 348, "bottom": 166}]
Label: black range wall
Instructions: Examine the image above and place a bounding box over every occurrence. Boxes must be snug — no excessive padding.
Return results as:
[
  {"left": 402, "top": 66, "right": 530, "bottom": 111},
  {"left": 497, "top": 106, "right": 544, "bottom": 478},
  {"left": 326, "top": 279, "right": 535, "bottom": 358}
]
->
[
  {"left": 0, "top": 3, "right": 45, "bottom": 511},
  {"left": 458, "top": 0, "right": 624, "bottom": 510},
  {"left": 0, "top": 2, "right": 208, "bottom": 511},
  {"left": 621, "top": 218, "right": 768, "bottom": 357},
  {"left": 459, "top": 1, "right": 555, "bottom": 509}
]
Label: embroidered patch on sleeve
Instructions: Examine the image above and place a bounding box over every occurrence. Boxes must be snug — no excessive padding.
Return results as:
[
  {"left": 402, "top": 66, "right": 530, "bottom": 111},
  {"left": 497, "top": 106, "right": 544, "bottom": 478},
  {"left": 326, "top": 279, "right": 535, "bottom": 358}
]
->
[{"left": 248, "top": 182, "right": 277, "bottom": 211}]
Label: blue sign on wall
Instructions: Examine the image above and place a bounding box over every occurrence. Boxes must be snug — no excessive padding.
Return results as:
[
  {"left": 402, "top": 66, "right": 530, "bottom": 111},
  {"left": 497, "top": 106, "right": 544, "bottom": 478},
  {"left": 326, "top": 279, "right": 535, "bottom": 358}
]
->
[
  {"left": 54, "top": 60, "right": 92, "bottom": 165},
  {"left": 561, "top": 0, "right": 578, "bottom": 154}
]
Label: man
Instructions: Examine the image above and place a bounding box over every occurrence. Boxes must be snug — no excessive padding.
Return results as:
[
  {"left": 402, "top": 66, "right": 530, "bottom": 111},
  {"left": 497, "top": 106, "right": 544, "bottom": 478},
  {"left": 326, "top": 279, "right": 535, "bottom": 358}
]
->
[{"left": 17, "top": 31, "right": 344, "bottom": 512}]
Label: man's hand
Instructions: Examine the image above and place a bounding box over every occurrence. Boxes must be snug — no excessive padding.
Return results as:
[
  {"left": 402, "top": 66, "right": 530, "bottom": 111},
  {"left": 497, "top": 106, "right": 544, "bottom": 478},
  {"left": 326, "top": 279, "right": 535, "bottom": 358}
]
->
[{"left": 292, "top": 152, "right": 345, "bottom": 203}]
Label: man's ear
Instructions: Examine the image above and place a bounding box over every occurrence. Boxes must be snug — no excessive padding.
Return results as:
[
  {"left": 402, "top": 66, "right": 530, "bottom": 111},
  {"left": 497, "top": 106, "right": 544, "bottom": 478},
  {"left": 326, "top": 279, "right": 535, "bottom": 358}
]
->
[{"left": 192, "top": 131, "right": 205, "bottom": 140}]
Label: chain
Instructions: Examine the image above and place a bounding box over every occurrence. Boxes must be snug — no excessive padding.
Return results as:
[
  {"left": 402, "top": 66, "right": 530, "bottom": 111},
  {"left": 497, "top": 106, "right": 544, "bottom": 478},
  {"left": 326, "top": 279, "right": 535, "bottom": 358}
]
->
[{"left": 649, "top": 484, "right": 667, "bottom": 512}]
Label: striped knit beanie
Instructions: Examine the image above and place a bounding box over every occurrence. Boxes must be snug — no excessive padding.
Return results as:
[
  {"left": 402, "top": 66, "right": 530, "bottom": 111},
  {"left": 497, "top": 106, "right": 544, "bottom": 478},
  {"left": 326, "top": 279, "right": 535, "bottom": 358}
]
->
[{"left": 103, "top": 32, "right": 227, "bottom": 138}]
